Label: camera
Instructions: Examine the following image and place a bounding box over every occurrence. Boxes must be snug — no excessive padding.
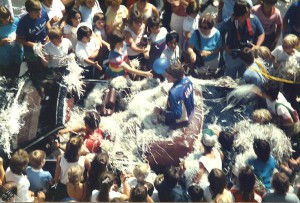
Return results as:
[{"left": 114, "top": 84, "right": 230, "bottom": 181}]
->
[
  {"left": 231, "top": 49, "right": 241, "bottom": 59},
  {"left": 239, "top": 40, "right": 253, "bottom": 49}
]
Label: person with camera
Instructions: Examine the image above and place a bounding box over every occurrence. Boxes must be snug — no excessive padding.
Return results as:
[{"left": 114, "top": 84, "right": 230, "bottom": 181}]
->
[{"left": 218, "top": 0, "right": 265, "bottom": 79}]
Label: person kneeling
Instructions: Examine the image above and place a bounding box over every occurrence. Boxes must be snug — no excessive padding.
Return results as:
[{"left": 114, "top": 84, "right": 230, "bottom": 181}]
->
[{"left": 154, "top": 62, "right": 194, "bottom": 128}]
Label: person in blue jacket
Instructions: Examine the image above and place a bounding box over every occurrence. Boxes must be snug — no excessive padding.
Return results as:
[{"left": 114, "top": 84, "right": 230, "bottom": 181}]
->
[{"left": 154, "top": 62, "right": 195, "bottom": 127}]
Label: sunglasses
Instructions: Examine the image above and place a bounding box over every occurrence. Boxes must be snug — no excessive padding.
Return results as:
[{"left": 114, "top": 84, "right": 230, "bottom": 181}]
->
[{"left": 199, "top": 25, "right": 210, "bottom": 30}]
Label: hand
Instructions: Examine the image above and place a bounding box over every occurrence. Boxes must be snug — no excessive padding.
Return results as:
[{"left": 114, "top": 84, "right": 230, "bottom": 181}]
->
[
  {"left": 1, "top": 38, "right": 13, "bottom": 44},
  {"left": 94, "top": 61, "right": 102, "bottom": 71},
  {"left": 106, "top": 44, "right": 111, "bottom": 51},
  {"left": 200, "top": 50, "right": 211, "bottom": 57},
  {"left": 120, "top": 171, "right": 128, "bottom": 183},
  {"left": 144, "top": 51, "right": 149, "bottom": 59},
  {"left": 154, "top": 107, "right": 163, "bottom": 115},
  {"left": 190, "top": 52, "right": 196, "bottom": 63},
  {"left": 143, "top": 47, "right": 150, "bottom": 53},
  {"left": 37, "top": 191, "right": 46, "bottom": 200},
  {"left": 51, "top": 16, "right": 60, "bottom": 24},
  {"left": 145, "top": 70, "right": 153, "bottom": 78}
]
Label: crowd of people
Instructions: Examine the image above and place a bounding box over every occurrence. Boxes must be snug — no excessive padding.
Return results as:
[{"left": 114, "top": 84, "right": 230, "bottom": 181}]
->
[{"left": 1, "top": 0, "right": 300, "bottom": 201}]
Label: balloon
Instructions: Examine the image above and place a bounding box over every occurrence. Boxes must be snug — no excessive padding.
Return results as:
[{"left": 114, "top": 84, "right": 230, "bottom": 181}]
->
[{"left": 153, "top": 58, "right": 170, "bottom": 75}]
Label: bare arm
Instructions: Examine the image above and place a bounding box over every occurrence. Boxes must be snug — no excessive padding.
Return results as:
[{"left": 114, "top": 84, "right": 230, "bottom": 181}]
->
[
  {"left": 121, "top": 61, "right": 153, "bottom": 78},
  {"left": 283, "top": 16, "right": 289, "bottom": 35},
  {"left": 0, "top": 157, "right": 5, "bottom": 185},
  {"left": 119, "top": 173, "right": 130, "bottom": 201},
  {"left": 256, "top": 32, "right": 265, "bottom": 47},
  {"left": 16, "top": 35, "right": 35, "bottom": 47},
  {"left": 273, "top": 25, "right": 282, "bottom": 49},
  {"left": 187, "top": 44, "right": 196, "bottom": 63},
  {"left": 84, "top": 158, "right": 91, "bottom": 171},
  {"left": 57, "top": 125, "right": 85, "bottom": 136},
  {"left": 54, "top": 155, "right": 62, "bottom": 184},
  {"left": 217, "top": 0, "right": 224, "bottom": 23}
]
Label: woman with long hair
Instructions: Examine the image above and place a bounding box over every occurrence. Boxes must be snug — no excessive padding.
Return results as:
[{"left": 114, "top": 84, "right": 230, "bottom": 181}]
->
[
  {"left": 90, "top": 171, "right": 130, "bottom": 202},
  {"left": 54, "top": 136, "right": 90, "bottom": 201},
  {"left": 207, "top": 169, "right": 232, "bottom": 203},
  {"left": 230, "top": 166, "right": 262, "bottom": 202},
  {"left": 88, "top": 152, "right": 109, "bottom": 193}
]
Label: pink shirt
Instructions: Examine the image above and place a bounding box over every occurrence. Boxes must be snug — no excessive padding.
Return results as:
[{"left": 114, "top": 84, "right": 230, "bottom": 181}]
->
[{"left": 252, "top": 4, "right": 282, "bottom": 35}]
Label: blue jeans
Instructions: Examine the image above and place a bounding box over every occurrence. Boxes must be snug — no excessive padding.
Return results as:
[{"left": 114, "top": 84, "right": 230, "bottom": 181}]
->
[{"left": 223, "top": 51, "right": 246, "bottom": 79}]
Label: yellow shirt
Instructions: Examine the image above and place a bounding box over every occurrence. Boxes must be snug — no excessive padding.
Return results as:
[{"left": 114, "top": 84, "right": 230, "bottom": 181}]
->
[{"left": 105, "top": 5, "right": 128, "bottom": 32}]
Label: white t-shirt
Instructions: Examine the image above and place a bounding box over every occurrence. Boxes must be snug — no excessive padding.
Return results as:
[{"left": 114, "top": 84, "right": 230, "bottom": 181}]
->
[
  {"left": 183, "top": 14, "right": 200, "bottom": 34},
  {"left": 59, "top": 155, "right": 86, "bottom": 184},
  {"left": 79, "top": 1, "right": 102, "bottom": 28},
  {"left": 272, "top": 45, "right": 300, "bottom": 65},
  {"left": 41, "top": 0, "right": 65, "bottom": 27},
  {"left": 44, "top": 38, "right": 73, "bottom": 68},
  {"left": 90, "top": 189, "right": 122, "bottom": 202},
  {"left": 63, "top": 24, "right": 78, "bottom": 47},
  {"left": 149, "top": 27, "right": 168, "bottom": 43},
  {"left": 160, "top": 45, "right": 180, "bottom": 62},
  {"left": 199, "top": 148, "right": 222, "bottom": 173},
  {"left": 75, "top": 37, "right": 100, "bottom": 67},
  {"left": 94, "top": 27, "right": 107, "bottom": 41},
  {"left": 5, "top": 167, "right": 34, "bottom": 202},
  {"left": 266, "top": 92, "right": 294, "bottom": 121}
]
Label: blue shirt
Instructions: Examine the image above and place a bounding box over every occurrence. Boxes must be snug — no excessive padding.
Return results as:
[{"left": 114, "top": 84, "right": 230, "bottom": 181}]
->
[
  {"left": 189, "top": 28, "right": 222, "bottom": 62},
  {"left": 0, "top": 17, "right": 23, "bottom": 65},
  {"left": 164, "top": 77, "right": 194, "bottom": 125},
  {"left": 218, "top": 15, "right": 264, "bottom": 49},
  {"left": 284, "top": 0, "right": 300, "bottom": 34},
  {"left": 243, "top": 62, "right": 267, "bottom": 87},
  {"left": 248, "top": 156, "right": 276, "bottom": 189},
  {"left": 16, "top": 8, "right": 49, "bottom": 52},
  {"left": 26, "top": 166, "right": 52, "bottom": 193}
]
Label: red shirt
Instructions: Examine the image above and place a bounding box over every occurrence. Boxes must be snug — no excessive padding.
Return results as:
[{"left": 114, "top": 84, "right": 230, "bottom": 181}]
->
[{"left": 84, "top": 128, "right": 104, "bottom": 153}]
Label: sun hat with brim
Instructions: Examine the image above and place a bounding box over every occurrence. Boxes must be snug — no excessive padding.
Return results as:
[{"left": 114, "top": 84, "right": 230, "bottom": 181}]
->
[{"left": 201, "top": 128, "right": 217, "bottom": 147}]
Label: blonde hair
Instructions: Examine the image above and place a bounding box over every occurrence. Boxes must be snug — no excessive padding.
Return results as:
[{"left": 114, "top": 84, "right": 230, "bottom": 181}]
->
[
  {"left": 283, "top": 34, "right": 299, "bottom": 48},
  {"left": 48, "top": 27, "right": 63, "bottom": 40},
  {"left": 68, "top": 165, "right": 83, "bottom": 185},
  {"left": 252, "top": 108, "right": 272, "bottom": 124},
  {"left": 133, "top": 163, "right": 150, "bottom": 179},
  {"left": 253, "top": 46, "right": 272, "bottom": 61},
  {"left": 29, "top": 150, "right": 46, "bottom": 169}
]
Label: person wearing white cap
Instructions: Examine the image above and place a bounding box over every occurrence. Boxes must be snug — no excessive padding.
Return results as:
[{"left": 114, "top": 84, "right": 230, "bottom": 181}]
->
[{"left": 200, "top": 129, "right": 222, "bottom": 172}]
